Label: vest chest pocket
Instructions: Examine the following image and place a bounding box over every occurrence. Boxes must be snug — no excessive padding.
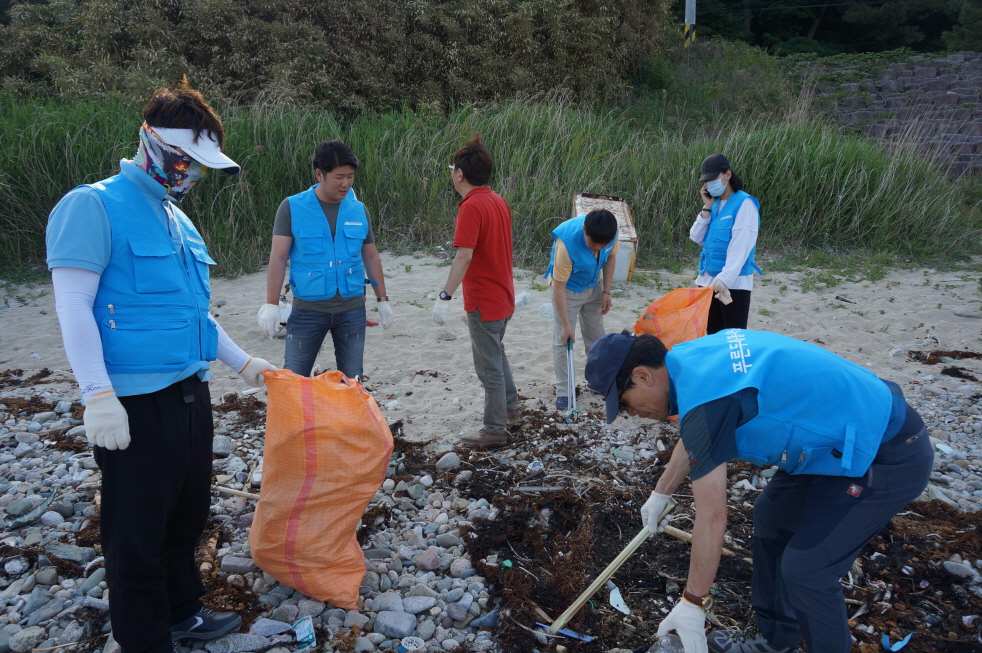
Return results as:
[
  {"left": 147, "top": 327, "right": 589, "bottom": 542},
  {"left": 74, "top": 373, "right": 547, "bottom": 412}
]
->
[
  {"left": 341, "top": 221, "right": 368, "bottom": 258},
  {"left": 297, "top": 226, "right": 326, "bottom": 257},
  {"left": 128, "top": 239, "right": 183, "bottom": 293},
  {"left": 187, "top": 242, "right": 215, "bottom": 296}
]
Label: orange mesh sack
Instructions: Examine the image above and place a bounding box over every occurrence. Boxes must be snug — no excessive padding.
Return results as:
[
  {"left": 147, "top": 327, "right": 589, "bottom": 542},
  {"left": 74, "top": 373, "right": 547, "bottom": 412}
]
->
[
  {"left": 633, "top": 287, "right": 714, "bottom": 349},
  {"left": 249, "top": 369, "right": 393, "bottom": 608}
]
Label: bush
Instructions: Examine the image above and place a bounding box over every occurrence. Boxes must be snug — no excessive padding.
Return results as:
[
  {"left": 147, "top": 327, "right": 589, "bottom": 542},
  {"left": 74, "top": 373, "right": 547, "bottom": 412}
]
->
[
  {"left": 1, "top": 95, "right": 974, "bottom": 276},
  {"left": 0, "top": 0, "right": 674, "bottom": 109}
]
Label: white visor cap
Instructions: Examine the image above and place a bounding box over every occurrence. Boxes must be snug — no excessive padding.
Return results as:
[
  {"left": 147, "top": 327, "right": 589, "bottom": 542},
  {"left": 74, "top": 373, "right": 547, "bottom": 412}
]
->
[{"left": 151, "top": 126, "right": 240, "bottom": 175}]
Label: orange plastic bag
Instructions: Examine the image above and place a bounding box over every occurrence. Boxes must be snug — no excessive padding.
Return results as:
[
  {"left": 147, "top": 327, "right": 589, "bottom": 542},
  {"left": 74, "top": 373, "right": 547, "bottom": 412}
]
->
[
  {"left": 633, "top": 287, "right": 714, "bottom": 350},
  {"left": 249, "top": 369, "right": 393, "bottom": 608}
]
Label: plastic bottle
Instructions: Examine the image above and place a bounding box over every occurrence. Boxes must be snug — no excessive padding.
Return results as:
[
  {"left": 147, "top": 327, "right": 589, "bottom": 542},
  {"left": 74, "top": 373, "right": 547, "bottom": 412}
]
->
[{"left": 648, "top": 634, "right": 684, "bottom": 653}]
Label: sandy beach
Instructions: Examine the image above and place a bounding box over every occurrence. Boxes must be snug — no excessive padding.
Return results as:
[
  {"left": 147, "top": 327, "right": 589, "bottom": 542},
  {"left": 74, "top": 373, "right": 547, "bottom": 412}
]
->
[{"left": 3, "top": 253, "right": 981, "bottom": 439}]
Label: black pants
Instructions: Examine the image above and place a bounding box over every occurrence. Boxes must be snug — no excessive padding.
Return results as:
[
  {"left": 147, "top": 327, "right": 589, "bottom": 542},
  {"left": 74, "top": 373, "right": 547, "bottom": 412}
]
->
[
  {"left": 706, "top": 289, "right": 751, "bottom": 334},
  {"left": 750, "top": 406, "right": 932, "bottom": 652},
  {"left": 94, "top": 376, "right": 213, "bottom": 653}
]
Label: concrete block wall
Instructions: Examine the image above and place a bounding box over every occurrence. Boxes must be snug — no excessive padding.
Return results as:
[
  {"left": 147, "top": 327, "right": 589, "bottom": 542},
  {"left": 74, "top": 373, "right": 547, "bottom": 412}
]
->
[{"left": 806, "top": 52, "right": 982, "bottom": 177}]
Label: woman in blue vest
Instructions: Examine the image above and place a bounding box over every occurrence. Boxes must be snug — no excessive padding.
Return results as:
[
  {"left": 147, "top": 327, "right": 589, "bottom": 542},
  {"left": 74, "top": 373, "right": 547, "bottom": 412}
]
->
[
  {"left": 46, "top": 84, "right": 277, "bottom": 652},
  {"left": 585, "top": 330, "right": 932, "bottom": 653},
  {"left": 690, "top": 154, "right": 762, "bottom": 334},
  {"left": 259, "top": 141, "right": 393, "bottom": 378}
]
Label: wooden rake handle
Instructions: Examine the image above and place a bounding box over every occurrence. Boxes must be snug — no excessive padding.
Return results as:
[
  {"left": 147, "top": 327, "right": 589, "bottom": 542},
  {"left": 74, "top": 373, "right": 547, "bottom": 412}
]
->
[{"left": 549, "top": 497, "right": 677, "bottom": 633}]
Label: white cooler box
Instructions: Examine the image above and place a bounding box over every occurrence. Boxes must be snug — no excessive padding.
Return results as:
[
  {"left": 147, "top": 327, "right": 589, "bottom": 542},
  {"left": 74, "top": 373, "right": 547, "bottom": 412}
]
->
[{"left": 572, "top": 192, "right": 637, "bottom": 281}]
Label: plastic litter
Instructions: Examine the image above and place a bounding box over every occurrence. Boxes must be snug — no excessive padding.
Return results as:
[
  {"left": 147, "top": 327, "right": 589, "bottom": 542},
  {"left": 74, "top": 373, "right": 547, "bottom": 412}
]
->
[
  {"left": 401, "top": 636, "right": 425, "bottom": 651},
  {"left": 535, "top": 623, "right": 594, "bottom": 642},
  {"left": 606, "top": 580, "right": 629, "bottom": 614},
  {"left": 881, "top": 632, "right": 913, "bottom": 651},
  {"left": 649, "top": 634, "right": 684, "bottom": 653},
  {"left": 291, "top": 616, "right": 316, "bottom": 650}
]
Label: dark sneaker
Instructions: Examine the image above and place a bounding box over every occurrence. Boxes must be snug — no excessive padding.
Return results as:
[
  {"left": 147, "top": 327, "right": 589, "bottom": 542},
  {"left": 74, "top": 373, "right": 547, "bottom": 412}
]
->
[
  {"left": 171, "top": 607, "right": 242, "bottom": 641},
  {"left": 708, "top": 630, "right": 793, "bottom": 653},
  {"left": 556, "top": 396, "right": 569, "bottom": 410},
  {"left": 459, "top": 429, "right": 509, "bottom": 447},
  {"left": 506, "top": 408, "right": 522, "bottom": 425}
]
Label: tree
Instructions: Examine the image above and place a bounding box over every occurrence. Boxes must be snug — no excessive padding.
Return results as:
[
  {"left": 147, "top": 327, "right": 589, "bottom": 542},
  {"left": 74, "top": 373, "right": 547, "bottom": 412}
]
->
[
  {"left": 842, "top": 0, "right": 959, "bottom": 52},
  {"left": 944, "top": 0, "right": 982, "bottom": 51}
]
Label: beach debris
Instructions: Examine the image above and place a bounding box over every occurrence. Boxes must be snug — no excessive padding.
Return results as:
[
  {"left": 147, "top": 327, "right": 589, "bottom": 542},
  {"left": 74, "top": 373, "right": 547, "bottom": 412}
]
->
[
  {"left": 607, "top": 580, "right": 630, "bottom": 614},
  {"left": 881, "top": 632, "right": 913, "bottom": 651},
  {"left": 291, "top": 615, "right": 315, "bottom": 650},
  {"left": 4, "top": 490, "right": 56, "bottom": 529}
]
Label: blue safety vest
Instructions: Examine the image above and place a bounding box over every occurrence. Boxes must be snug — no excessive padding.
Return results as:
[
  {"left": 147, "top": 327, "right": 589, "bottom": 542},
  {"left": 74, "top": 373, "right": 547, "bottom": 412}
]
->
[
  {"left": 288, "top": 186, "right": 369, "bottom": 301},
  {"left": 544, "top": 215, "right": 616, "bottom": 292},
  {"left": 667, "top": 330, "right": 893, "bottom": 477},
  {"left": 87, "top": 174, "right": 218, "bottom": 381},
  {"left": 698, "top": 190, "right": 763, "bottom": 278}
]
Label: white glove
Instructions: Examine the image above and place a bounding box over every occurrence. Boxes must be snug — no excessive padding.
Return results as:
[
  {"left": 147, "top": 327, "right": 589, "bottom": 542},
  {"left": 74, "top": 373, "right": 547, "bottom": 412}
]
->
[
  {"left": 710, "top": 277, "right": 732, "bottom": 305},
  {"left": 83, "top": 391, "right": 131, "bottom": 451},
  {"left": 432, "top": 298, "right": 450, "bottom": 326},
  {"left": 238, "top": 357, "right": 277, "bottom": 387},
  {"left": 657, "top": 599, "right": 708, "bottom": 653},
  {"left": 378, "top": 301, "right": 395, "bottom": 329},
  {"left": 640, "top": 490, "right": 674, "bottom": 536},
  {"left": 257, "top": 304, "right": 282, "bottom": 338}
]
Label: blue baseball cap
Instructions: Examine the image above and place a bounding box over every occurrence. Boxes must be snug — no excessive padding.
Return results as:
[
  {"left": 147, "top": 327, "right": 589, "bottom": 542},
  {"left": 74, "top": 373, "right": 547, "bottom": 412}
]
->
[{"left": 585, "top": 332, "right": 637, "bottom": 424}]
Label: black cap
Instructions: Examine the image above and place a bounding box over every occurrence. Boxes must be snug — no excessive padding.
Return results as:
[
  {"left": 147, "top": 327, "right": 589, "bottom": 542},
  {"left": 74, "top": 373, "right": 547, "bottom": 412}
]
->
[
  {"left": 585, "top": 332, "right": 637, "bottom": 424},
  {"left": 699, "top": 153, "right": 731, "bottom": 182}
]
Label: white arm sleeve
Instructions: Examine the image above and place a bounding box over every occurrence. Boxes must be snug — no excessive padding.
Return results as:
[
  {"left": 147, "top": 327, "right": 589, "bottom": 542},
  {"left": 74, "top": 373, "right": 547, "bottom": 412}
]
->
[
  {"left": 688, "top": 214, "right": 710, "bottom": 245},
  {"left": 211, "top": 316, "right": 251, "bottom": 373},
  {"left": 715, "top": 201, "right": 760, "bottom": 289},
  {"left": 52, "top": 267, "right": 114, "bottom": 398}
]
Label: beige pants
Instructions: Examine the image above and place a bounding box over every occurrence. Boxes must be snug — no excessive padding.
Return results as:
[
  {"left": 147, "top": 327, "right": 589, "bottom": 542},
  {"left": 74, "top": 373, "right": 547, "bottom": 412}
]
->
[{"left": 553, "top": 283, "right": 605, "bottom": 394}]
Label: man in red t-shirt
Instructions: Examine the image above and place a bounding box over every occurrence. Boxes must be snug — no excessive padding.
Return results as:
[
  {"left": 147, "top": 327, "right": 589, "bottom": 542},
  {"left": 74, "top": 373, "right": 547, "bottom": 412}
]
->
[{"left": 433, "top": 135, "right": 519, "bottom": 445}]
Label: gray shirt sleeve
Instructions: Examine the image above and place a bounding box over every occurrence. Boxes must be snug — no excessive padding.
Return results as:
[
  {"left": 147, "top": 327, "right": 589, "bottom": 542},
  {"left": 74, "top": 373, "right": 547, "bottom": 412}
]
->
[
  {"left": 362, "top": 206, "right": 375, "bottom": 245},
  {"left": 272, "top": 199, "right": 292, "bottom": 237}
]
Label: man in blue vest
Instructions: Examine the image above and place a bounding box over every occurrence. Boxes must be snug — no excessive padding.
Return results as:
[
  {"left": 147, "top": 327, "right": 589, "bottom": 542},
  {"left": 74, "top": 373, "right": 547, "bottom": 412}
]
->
[
  {"left": 259, "top": 140, "right": 393, "bottom": 378},
  {"left": 585, "top": 330, "right": 932, "bottom": 653},
  {"left": 47, "top": 83, "right": 277, "bottom": 652},
  {"left": 544, "top": 210, "right": 618, "bottom": 410}
]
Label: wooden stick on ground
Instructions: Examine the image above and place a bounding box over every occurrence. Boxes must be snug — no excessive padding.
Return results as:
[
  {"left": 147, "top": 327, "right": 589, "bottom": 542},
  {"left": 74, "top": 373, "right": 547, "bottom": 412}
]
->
[
  {"left": 663, "top": 525, "right": 753, "bottom": 563},
  {"left": 550, "top": 498, "right": 677, "bottom": 634},
  {"left": 216, "top": 486, "right": 260, "bottom": 500}
]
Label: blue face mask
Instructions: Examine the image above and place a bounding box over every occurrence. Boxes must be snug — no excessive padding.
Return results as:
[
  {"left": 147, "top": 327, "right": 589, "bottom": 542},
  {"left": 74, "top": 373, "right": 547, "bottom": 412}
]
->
[{"left": 706, "top": 176, "right": 726, "bottom": 198}]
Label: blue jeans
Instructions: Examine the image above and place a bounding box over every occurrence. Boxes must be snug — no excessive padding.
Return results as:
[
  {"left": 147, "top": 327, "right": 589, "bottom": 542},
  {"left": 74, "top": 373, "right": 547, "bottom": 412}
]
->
[{"left": 284, "top": 306, "right": 366, "bottom": 378}]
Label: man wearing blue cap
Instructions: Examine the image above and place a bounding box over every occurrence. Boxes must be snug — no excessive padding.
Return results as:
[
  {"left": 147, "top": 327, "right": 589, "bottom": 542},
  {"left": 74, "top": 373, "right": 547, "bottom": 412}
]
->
[{"left": 584, "top": 329, "right": 932, "bottom": 653}]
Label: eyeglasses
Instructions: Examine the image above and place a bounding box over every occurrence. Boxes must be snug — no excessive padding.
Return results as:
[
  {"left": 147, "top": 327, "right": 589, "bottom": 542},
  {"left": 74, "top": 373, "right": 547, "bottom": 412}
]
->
[{"left": 448, "top": 164, "right": 455, "bottom": 173}]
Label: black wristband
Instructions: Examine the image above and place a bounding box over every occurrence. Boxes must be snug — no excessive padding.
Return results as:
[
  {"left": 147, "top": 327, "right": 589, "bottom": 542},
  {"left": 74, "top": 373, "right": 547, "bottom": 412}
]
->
[{"left": 439, "top": 291, "right": 452, "bottom": 301}]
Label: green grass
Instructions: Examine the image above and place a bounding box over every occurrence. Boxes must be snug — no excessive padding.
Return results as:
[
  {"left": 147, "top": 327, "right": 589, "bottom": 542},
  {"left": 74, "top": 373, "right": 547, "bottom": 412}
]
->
[{"left": 1, "top": 90, "right": 977, "bottom": 277}]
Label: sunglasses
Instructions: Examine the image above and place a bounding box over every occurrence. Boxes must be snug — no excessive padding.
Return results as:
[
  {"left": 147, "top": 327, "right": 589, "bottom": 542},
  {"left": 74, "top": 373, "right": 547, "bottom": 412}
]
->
[{"left": 448, "top": 164, "right": 456, "bottom": 173}]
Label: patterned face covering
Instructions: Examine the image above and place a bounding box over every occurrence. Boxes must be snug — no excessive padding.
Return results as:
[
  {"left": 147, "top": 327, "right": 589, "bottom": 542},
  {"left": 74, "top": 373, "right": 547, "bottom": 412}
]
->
[{"left": 132, "top": 123, "right": 206, "bottom": 202}]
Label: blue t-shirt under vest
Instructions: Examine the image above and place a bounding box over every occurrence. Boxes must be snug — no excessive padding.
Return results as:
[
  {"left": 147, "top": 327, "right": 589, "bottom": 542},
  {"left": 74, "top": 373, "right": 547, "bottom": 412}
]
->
[{"left": 84, "top": 172, "right": 217, "bottom": 394}]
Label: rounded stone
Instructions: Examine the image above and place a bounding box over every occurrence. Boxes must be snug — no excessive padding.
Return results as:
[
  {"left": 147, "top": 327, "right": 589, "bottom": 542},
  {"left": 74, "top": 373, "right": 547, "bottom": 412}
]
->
[
  {"left": 402, "top": 596, "right": 438, "bottom": 615},
  {"left": 40, "top": 511, "right": 64, "bottom": 527},
  {"left": 9, "top": 627, "right": 46, "bottom": 653}
]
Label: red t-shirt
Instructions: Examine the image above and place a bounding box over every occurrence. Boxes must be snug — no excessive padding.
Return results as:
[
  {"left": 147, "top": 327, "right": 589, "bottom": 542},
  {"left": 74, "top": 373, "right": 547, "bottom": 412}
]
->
[{"left": 452, "top": 187, "right": 515, "bottom": 321}]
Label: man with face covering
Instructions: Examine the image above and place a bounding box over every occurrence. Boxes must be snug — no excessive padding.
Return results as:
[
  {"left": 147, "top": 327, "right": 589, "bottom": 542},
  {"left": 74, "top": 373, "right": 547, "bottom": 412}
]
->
[{"left": 46, "top": 82, "right": 276, "bottom": 652}]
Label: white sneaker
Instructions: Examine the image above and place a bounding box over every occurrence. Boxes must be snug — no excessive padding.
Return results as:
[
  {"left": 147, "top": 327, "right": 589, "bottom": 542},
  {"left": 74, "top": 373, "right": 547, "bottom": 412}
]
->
[{"left": 251, "top": 457, "right": 263, "bottom": 488}]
